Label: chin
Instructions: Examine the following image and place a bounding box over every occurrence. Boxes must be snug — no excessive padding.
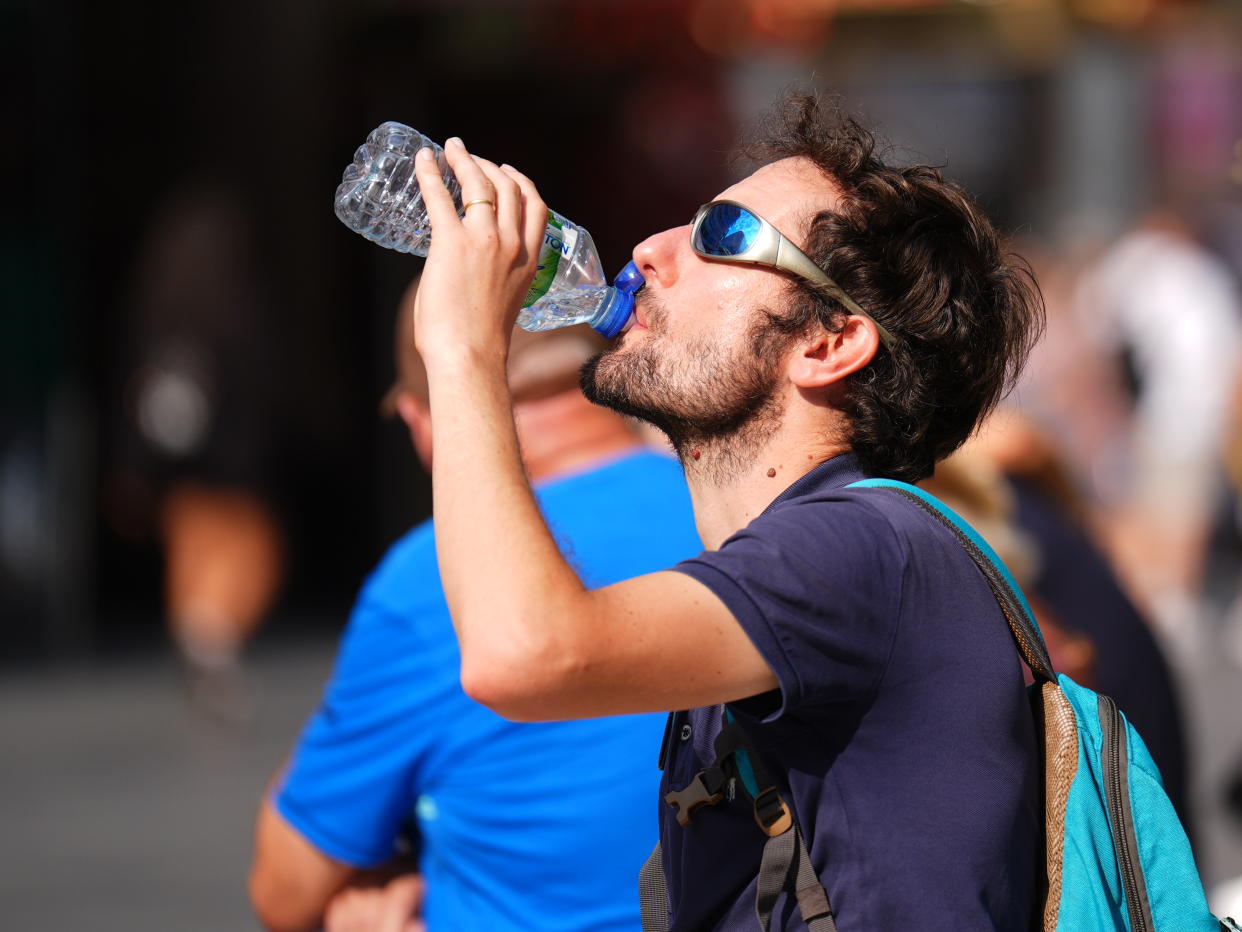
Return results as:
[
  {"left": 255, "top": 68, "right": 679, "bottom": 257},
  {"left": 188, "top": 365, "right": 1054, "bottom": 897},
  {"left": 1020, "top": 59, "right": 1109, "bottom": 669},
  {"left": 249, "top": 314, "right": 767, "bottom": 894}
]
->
[{"left": 580, "top": 352, "right": 647, "bottom": 417}]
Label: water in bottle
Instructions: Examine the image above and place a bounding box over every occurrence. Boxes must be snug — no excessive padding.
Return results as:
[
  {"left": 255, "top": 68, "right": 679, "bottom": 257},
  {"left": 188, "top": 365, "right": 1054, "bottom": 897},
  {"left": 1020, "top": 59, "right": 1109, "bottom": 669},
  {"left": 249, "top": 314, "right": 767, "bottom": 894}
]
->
[{"left": 334, "top": 122, "right": 640, "bottom": 337}]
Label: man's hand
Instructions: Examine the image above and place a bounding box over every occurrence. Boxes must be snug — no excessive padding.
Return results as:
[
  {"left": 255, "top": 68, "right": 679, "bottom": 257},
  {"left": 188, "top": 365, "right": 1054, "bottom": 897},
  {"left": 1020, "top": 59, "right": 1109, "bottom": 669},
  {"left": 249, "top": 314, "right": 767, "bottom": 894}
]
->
[
  {"left": 411, "top": 138, "right": 547, "bottom": 364},
  {"left": 324, "top": 875, "right": 426, "bottom": 932}
]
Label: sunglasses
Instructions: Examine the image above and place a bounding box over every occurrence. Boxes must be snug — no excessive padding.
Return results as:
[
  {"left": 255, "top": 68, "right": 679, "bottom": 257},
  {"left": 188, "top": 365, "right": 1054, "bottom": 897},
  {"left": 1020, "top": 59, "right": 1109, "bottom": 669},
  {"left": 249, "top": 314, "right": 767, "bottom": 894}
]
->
[{"left": 690, "top": 199, "right": 896, "bottom": 351}]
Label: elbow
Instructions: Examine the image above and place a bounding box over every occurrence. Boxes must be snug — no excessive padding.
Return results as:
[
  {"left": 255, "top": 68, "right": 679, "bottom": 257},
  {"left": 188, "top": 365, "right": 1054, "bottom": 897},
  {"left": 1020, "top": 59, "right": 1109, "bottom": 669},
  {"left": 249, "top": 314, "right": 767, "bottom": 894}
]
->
[
  {"left": 248, "top": 862, "right": 321, "bottom": 932},
  {"left": 250, "top": 793, "right": 348, "bottom": 932},
  {"left": 460, "top": 654, "right": 544, "bottom": 721},
  {"left": 459, "top": 635, "right": 587, "bottom": 722}
]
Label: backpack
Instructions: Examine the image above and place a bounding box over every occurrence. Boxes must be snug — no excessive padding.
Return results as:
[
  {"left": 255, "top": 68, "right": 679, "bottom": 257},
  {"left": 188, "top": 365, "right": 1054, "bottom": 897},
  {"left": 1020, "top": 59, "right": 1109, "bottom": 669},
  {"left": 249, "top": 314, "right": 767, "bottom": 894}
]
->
[{"left": 639, "top": 478, "right": 1239, "bottom": 932}]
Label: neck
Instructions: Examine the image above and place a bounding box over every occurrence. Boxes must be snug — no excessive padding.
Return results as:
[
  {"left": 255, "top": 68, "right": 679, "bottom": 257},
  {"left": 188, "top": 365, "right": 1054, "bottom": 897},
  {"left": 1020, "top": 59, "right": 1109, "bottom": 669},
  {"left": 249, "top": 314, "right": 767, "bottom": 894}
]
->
[
  {"left": 514, "top": 389, "right": 641, "bottom": 481},
  {"left": 679, "top": 403, "right": 851, "bottom": 549}
]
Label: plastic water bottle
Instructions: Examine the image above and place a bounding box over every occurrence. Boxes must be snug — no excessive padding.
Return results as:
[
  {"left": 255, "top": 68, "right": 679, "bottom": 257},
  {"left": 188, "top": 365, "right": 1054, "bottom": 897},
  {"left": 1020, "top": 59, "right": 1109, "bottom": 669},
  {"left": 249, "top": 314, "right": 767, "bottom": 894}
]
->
[{"left": 334, "top": 122, "right": 639, "bottom": 337}]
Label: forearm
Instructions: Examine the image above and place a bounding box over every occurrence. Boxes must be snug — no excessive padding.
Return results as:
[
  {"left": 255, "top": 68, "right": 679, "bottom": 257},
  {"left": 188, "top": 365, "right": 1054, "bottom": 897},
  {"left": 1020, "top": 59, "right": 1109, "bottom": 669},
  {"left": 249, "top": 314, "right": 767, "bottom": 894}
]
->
[{"left": 426, "top": 348, "right": 593, "bottom": 714}]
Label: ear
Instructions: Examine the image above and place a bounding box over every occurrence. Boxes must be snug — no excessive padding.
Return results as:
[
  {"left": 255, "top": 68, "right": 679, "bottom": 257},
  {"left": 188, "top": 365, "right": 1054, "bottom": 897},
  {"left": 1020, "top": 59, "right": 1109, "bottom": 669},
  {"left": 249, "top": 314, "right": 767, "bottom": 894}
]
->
[
  {"left": 786, "top": 316, "right": 880, "bottom": 389},
  {"left": 395, "top": 392, "right": 434, "bottom": 470}
]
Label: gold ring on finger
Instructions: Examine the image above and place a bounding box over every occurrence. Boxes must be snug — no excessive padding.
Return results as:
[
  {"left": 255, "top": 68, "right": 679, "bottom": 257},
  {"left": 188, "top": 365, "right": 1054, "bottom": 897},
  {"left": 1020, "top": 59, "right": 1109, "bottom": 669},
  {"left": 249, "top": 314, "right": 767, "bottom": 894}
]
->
[{"left": 463, "top": 198, "right": 495, "bottom": 211}]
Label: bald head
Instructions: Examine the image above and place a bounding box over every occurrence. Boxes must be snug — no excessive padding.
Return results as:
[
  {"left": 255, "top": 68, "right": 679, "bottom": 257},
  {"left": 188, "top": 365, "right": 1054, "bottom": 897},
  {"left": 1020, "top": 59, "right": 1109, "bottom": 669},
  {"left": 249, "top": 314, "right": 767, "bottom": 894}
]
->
[
  {"left": 383, "top": 275, "right": 606, "bottom": 414},
  {"left": 385, "top": 275, "right": 641, "bottom": 478}
]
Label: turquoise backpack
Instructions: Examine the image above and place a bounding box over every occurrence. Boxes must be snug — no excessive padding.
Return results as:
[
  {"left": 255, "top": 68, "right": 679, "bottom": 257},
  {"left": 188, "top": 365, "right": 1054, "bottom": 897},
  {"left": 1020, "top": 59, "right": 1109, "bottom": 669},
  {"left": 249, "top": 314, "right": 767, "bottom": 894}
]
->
[{"left": 850, "top": 479, "right": 1239, "bottom": 932}]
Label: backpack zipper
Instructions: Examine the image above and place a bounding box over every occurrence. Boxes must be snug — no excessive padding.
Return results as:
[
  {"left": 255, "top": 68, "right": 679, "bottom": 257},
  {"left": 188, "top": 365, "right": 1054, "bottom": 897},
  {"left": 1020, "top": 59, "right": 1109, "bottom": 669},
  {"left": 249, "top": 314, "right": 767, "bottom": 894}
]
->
[{"left": 1100, "top": 694, "right": 1153, "bottom": 932}]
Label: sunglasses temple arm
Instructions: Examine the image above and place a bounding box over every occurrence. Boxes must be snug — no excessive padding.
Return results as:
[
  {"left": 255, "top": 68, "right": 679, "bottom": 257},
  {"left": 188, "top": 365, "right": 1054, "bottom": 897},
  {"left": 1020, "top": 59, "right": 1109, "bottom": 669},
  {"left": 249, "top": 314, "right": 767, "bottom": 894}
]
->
[
  {"left": 828, "top": 290, "right": 897, "bottom": 352},
  {"left": 777, "top": 244, "right": 897, "bottom": 352}
]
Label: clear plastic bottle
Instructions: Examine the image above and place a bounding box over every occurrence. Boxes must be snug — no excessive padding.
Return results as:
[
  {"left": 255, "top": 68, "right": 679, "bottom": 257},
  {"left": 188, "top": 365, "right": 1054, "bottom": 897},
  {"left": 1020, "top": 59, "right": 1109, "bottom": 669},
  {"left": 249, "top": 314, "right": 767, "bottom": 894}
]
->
[{"left": 334, "top": 122, "right": 638, "bottom": 337}]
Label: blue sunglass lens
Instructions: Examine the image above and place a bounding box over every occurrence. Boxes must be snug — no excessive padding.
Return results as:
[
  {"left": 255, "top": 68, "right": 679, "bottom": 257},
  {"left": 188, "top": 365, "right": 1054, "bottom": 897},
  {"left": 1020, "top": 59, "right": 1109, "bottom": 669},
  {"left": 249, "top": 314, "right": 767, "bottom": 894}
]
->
[{"left": 695, "top": 203, "right": 761, "bottom": 257}]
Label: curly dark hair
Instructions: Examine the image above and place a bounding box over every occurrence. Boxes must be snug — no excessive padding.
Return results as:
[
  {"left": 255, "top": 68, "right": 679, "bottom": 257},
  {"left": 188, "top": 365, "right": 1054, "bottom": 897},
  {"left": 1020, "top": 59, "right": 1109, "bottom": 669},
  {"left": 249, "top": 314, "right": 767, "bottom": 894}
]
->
[{"left": 742, "top": 93, "right": 1044, "bottom": 483}]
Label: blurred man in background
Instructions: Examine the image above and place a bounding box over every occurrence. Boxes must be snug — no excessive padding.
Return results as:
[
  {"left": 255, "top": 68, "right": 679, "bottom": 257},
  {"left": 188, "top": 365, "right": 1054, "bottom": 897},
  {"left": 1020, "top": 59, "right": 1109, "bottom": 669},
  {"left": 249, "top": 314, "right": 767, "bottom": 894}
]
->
[{"left": 249, "top": 277, "right": 703, "bottom": 932}]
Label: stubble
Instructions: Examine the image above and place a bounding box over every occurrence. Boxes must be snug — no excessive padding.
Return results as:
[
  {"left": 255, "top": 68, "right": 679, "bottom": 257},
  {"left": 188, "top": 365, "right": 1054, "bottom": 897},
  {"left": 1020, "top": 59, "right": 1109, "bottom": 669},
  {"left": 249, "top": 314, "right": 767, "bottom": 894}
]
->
[{"left": 579, "top": 293, "right": 791, "bottom": 484}]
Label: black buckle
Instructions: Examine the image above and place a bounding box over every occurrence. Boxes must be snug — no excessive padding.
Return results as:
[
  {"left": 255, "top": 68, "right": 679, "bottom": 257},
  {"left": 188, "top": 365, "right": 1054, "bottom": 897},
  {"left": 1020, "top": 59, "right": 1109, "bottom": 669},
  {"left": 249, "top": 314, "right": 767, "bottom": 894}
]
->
[
  {"left": 753, "top": 786, "right": 793, "bottom": 837},
  {"left": 664, "top": 771, "right": 724, "bottom": 826}
]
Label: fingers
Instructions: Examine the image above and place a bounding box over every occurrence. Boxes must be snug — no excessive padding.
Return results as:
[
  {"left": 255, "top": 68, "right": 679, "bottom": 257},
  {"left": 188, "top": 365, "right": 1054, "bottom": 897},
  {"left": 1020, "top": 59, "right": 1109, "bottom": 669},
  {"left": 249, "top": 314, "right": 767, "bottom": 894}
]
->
[
  {"left": 324, "top": 887, "right": 383, "bottom": 932},
  {"left": 441, "top": 138, "right": 497, "bottom": 229},
  {"left": 376, "top": 875, "right": 425, "bottom": 932},
  {"left": 419, "top": 139, "right": 543, "bottom": 270},
  {"left": 408, "top": 138, "right": 549, "bottom": 355},
  {"left": 474, "top": 156, "right": 523, "bottom": 240},
  {"left": 501, "top": 163, "right": 549, "bottom": 258},
  {"left": 323, "top": 876, "right": 424, "bottom": 932}
]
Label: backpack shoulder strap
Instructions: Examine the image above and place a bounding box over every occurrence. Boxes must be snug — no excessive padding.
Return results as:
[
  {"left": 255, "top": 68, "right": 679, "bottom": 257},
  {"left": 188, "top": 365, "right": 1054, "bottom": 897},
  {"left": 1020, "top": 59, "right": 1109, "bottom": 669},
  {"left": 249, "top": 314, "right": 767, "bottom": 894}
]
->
[
  {"left": 639, "top": 843, "right": 669, "bottom": 932},
  {"left": 640, "top": 832, "right": 839, "bottom": 932},
  {"left": 847, "top": 477, "right": 1057, "bottom": 683},
  {"left": 651, "top": 705, "right": 838, "bottom": 932}
]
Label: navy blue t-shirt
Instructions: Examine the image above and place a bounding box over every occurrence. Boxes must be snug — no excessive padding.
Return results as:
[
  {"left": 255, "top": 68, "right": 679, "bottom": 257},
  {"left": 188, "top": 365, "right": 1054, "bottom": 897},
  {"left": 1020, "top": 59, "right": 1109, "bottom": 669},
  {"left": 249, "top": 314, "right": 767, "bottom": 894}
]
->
[{"left": 668, "top": 454, "right": 1039, "bottom": 932}]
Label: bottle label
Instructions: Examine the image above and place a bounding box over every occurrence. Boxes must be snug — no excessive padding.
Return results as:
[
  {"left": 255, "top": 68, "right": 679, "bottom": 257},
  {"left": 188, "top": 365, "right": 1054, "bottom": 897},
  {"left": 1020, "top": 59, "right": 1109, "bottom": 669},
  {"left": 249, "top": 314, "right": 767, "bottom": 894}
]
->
[{"left": 524, "top": 211, "right": 579, "bottom": 307}]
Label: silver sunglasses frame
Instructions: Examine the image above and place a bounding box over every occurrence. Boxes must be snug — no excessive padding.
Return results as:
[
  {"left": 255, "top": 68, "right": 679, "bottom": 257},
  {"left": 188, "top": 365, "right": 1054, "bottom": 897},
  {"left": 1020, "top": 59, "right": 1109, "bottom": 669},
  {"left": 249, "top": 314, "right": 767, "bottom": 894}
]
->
[{"left": 691, "top": 199, "right": 896, "bottom": 351}]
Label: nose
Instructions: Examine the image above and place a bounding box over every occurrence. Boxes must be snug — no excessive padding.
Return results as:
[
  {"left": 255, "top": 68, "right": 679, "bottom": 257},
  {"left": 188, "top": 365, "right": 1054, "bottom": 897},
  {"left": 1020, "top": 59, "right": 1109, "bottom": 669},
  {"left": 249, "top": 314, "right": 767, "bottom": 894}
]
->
[{"left": 631, "top": 224, "right": 689, "bottom": 290}]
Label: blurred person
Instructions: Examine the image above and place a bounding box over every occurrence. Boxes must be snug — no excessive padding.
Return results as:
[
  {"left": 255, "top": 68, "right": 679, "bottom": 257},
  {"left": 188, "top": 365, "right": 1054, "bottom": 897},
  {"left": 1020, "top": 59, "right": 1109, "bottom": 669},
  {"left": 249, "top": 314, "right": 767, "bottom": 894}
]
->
[
  {"left": 405, "top": 93, "right": 1044, "bottom": 931},
  {"left": 1074, "top": 210, "right": 1242, "bottom": 660},
  {"left": 107, "top": 184, "right": 285, "bottom": 717},
  {"left": 1223, "top": 367, "right": 1242, "bottom": 667},
  {"left": 1220, "top": 371, "right": 1242, "bottom": 922},
  {"left": 249, "top": 277, "right": 703, "bottom": 932},
  {"left": 1003, "top": 236, "right": 1133, "bottom": 505},
  {"left": 952, "top": 411, "right": 1193, "bottom": 835}
]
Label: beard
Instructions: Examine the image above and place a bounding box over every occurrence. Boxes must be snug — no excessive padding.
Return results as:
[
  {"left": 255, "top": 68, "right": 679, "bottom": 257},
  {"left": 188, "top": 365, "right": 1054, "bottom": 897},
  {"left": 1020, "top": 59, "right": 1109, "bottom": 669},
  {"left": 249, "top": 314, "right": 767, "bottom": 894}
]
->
[{"left": 580, "top": 293, "right": 791, "bottom": 476}]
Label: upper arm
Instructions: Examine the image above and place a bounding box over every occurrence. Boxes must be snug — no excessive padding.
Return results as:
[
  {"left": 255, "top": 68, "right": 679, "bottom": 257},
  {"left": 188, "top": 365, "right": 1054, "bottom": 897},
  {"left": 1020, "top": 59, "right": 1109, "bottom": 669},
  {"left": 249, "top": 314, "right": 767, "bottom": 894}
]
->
[
  {"left": 464, "top": 496, "right": 906, "bottom": 723},
  {"left": 250, "top": 795, "right": 357, "bottom": 932},
  {"left": 274, "top": 588, "right": 445, "bottom": 864},
  {"left": 462, "top": 569, "right": 778, "bottom": 720}
]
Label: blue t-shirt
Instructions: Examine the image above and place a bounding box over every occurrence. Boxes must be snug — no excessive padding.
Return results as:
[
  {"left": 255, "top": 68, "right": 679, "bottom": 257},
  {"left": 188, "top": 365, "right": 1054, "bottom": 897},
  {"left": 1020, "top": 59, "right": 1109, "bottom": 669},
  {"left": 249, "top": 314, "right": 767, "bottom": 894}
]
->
[
  {"left": 277, "top": 449, "right": 703, "bottom": 932},
  {"left": 669, "top": 454, "right": 1040, "bottom": 932}
]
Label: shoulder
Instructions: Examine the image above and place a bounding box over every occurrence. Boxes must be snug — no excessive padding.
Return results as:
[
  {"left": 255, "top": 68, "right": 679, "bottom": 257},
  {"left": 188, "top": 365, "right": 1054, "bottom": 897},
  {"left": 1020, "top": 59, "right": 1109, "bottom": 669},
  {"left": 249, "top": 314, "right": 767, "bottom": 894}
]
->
[
  {"left": 678, "top": 487, "right": 928, "bottom": 624},
  {"left": 741, "top": 484, "right": 931, "bottom": 566},
  {"left": 674, "top": 486, "right": 957, "bottom": 713},
  {"left": 321, "top": 518, "right": 460, "bottom": 709},
  {"left": 682, "top": 482, "right": 973, "bottom": 624},
  {"left": 359, "top": 518, "right": 439, "bottom": 605},
  {"left": 343, "top": 518, "right": 444, "bottom": 644},
  {"left": 774, "top": 481, "right": 970, "bottom": 549}
]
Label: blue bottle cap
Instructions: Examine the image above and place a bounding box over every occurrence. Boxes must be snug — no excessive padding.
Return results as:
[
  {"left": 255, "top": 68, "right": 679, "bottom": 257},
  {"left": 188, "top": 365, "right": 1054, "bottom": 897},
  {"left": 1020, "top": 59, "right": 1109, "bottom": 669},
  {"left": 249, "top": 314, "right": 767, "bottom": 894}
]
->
[
  {"left": 590, "top": 261, "right": 646, "bottom": 338},
  {"left": 590, "top": 289, "right": 633, "bottom": 338},
  {"left": 613, "top": 260, "right": 645, "bottom": 295}
]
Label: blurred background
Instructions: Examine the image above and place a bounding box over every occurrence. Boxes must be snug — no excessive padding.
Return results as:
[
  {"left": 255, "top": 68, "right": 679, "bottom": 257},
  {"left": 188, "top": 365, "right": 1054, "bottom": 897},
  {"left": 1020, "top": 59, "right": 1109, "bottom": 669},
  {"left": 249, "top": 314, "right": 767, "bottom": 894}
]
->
[{"left": 5, "top": 0, "right": 1242, "bottom": 928}]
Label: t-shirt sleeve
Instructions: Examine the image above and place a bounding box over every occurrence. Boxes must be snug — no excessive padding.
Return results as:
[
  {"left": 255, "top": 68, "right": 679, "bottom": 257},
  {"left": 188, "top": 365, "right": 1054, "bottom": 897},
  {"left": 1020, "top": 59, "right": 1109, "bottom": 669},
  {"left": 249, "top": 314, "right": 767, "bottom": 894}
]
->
[
  {"left": 274, "top": 587, "right": 448, "bottom": 867},
  {"left": 674, "top": 496, "right": 906, "bottom": 719}
]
